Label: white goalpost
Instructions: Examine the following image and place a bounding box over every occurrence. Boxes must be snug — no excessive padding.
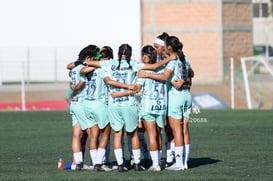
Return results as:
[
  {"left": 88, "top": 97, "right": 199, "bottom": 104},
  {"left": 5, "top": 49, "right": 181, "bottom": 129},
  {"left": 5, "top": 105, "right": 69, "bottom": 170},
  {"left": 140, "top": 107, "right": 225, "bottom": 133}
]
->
[
  {"left": 230, "top": 57, "right": 235, "bottom": 109},
  {"left": 21, "top": 61, "right": 26, "bottom": 111},
  {"left": 240, "top": 56, "right": 273, "bottom": 109}
]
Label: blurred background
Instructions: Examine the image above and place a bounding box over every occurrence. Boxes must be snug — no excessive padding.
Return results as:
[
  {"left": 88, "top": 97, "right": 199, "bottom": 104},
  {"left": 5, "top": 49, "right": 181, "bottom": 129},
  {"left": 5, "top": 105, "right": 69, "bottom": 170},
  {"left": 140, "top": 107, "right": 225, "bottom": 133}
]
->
[{"left": 0, "top": 0, "right": 272, "bottom": 110}]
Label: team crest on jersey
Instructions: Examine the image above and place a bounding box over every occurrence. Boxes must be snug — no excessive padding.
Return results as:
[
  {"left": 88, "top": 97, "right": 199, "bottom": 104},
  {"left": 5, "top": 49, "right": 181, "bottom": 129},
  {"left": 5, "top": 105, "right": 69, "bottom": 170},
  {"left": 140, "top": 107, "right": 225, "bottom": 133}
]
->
[
  {"left": 111, "top": 65, "right": 131, "bottom": 71},
  {"left": 113, "top": 72, "right": 128, "bottom": 78}
]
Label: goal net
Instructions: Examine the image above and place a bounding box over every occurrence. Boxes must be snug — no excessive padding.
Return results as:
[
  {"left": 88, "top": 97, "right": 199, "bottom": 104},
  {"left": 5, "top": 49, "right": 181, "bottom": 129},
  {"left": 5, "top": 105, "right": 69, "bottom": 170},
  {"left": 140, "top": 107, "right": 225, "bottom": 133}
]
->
[{"left": 240, "top": 56, "right": 273, "bottom": 109}]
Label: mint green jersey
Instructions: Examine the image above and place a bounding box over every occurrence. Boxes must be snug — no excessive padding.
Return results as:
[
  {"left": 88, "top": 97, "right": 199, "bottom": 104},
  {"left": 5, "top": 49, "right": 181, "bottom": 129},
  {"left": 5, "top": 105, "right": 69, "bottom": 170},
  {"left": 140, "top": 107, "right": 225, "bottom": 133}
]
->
[
  {"left": 101, "top": 59, "right": 144, "bottom": 106},
  {"left": 166, "top": 56, "right": 191, "bottom": 94},
  {"left": 70, "top": 64, "right": 86, "bottom": 102},
  {"left": 85, "top": 68, "right": 108, "bottom": 104},
  {"left": 137, "top": 70, "right": 167, "bottom": 115}
]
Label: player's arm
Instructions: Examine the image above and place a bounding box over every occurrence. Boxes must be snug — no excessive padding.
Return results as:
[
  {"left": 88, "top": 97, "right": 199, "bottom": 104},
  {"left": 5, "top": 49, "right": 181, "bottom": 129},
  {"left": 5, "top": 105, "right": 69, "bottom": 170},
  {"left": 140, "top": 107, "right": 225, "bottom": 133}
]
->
[
  {"left": 111, "top": 90, "right": 134, "bottom": 98},
  {"left": 66, "top": 61, "right": 75, "bottom": 70},
  {"left": 172, "top": 66, "right": 194, "bottom": 89},
  {"left": 172, "top": 79, "right": 185, "bottom": 89},
  {"left": 85, "top": 57, "right": 101, "bottom": 68},
  {"left": 135, "top": 84, "right": 142, "bottom": 94},
  {"left": 104, "top": 76, "right": 136, "bottom": 90},
  {"left": 138, "top": 68, "right": 173, "bottom": 82},
  {"left": 142, "top": 54, "right": 175, "bottom": 70},
  {"left": 80, "top": 66, "right": 96, "bottom": 74},
  {"left": 66, "top": 60, "right": 83, "bottom": 70},
  {"left": 172, "top": 77, "right": 192, "bottom": 90},
  {"left": 70, "top": 80, "right": 85, "bottom": 98},
  {"left": 111, "top": 84, "right": 142, "bottom": 98}
]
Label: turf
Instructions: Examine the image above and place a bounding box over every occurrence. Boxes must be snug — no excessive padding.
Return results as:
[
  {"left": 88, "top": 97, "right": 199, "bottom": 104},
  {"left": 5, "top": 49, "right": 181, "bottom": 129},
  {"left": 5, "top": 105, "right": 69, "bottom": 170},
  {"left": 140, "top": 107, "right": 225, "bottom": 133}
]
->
[{"left": 0, "top": 110, "right": 272, "bottom": 180}]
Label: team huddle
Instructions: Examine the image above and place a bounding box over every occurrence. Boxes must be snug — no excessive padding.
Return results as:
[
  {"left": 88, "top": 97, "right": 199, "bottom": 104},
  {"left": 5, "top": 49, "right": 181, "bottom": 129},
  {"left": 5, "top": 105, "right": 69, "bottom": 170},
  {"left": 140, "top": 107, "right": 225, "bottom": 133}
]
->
[{"left": 66, "top": 32, "right": 194, "bottom": 172}]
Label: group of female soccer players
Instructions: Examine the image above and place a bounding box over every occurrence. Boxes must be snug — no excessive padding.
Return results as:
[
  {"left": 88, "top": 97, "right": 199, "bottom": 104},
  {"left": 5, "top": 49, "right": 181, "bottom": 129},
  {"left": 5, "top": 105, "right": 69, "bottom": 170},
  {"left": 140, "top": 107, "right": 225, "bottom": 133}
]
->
[{"left": 66, "top": 32, "right": 194, "bottom": 172}]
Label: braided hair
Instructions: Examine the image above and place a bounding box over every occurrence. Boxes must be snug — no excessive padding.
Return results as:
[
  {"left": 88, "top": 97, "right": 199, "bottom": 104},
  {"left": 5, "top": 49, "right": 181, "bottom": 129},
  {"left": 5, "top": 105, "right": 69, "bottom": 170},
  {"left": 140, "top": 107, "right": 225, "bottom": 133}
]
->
[
  {"left": 117, "top": 44, "right": 132, "bottom": 70},
  {"left": 166, "top": 36, "right": 187, "bottom": 79}
]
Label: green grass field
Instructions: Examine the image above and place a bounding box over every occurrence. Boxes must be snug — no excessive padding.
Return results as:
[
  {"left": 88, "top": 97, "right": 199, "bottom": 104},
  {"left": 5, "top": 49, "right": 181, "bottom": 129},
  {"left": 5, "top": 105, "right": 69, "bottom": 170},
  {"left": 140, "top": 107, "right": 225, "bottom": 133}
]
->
[{"left": 0, "top": 110, "right": 272, "bottom": 180}]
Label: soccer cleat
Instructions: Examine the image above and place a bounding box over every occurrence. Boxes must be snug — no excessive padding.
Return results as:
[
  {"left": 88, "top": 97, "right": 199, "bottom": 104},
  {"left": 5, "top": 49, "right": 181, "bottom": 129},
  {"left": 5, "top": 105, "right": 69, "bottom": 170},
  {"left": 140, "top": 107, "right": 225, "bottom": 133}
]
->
[
  {"left": 101, "top": 164, "right": 112, "bottom": 172},
  {"left": 141, "top": 158, "right": 152, "bottom": 169},
  {"left": 148, "top": 165, "right": 161, "bottom": 171},
  {"left": 165, "top": 163, "right": 184, "bottom": 171},
  {"left": 94, "top": 164, "right": 112, "bottom": 172},
  {"left": 134, "top": 163, "right": 145, "bottom": 171},
  {"left": 94, "top": 164, "right": 103, "bottom": 171},
  {"left": 89, "top": 165, "right": 94, "bottom": 170},
  {"left": 111, "top": 165, "right": 118, "bottom": 170},
  {"left": 71, "top": 163, "right": 77, "bottom": 170},
  {"left": 130, "top": 158, "right": 135, "bottom": 167},
  {"left": 117, "top": 164, "right": 128, "bottom": 172},
  {"left": 82, "top": 164, "right": 92, "bottom": 170},
  {"left": 75, "top": 162, "right": 83, "bottom": 171},
  {"left": 165, "top": 161, "right": 174, "bottom": 168}
]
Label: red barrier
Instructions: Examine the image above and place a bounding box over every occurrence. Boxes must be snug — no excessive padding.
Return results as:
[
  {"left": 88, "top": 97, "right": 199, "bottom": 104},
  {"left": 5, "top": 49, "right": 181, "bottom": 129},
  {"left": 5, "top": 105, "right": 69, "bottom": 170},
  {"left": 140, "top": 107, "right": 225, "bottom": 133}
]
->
[{"left": 0, "top": 100, "right": 68, "bottom": 110}]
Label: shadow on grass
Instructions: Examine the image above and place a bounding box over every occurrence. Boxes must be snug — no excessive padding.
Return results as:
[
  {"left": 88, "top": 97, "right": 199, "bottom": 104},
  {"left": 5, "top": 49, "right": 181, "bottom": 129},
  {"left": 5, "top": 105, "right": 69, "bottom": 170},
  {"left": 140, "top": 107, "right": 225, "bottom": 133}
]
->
[
  {"left": 189, "top": 157, "right": 221, "bottom": 168},
  {"left": 107, "top": 157, "right": 220, "bottom": 170}
]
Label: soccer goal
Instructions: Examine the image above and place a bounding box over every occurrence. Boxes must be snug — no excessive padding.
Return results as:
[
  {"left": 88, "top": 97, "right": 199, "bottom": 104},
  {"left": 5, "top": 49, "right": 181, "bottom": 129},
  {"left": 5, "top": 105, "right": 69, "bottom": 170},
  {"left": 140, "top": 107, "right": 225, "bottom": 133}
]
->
[{"left": 240, "top": 56, "right": 273, "bottom": 109}]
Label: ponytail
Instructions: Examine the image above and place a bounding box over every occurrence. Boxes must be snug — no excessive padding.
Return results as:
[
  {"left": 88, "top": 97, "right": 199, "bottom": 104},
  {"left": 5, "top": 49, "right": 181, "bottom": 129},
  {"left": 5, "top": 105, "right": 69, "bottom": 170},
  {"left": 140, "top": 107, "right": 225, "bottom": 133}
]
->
[
  {"left": 178, "top": 49, "right": 187, "bottom": 79},
  {"left": 166, "top": 36, "right": 188, "bottom": 79},
  {"left": 118, "top": 44, "right": 132, "bottom": 70},
  {"left": 117, "top": 56, "right": 122, "bottom": 70},
  {"left": 127, "top": 60, "right": 132, "bottom": 70}
]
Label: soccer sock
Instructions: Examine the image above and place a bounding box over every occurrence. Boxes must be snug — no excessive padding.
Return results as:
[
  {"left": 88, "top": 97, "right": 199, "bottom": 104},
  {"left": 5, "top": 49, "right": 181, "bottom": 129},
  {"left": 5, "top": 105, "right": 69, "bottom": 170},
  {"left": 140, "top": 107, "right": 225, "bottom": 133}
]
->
[
  {"left": 96, "top": 148, "right": 106, "bottom": 165},
  {"left": 175, "top": 146, "right": 184, "bottom": 167},
  {"left": 184, "top": 144, "right": 190, "bottom": 163},
  {"left": 166, "top": 141, "right": 175, "bottom": 163},
  {"left": 150, "top": 150, "right": 159, "bottom": 167},
  {"left": 73, "top": 152, "right": 83, "bottom": 164},
  {"left": 114, "top": 148, "right": 124, "bottom": 165},
  {"left": 89, "top": 149, "right": 98, "bottom": 165},
  {"left": 132, "top": 149, "right": 141, "bottom": 164}
]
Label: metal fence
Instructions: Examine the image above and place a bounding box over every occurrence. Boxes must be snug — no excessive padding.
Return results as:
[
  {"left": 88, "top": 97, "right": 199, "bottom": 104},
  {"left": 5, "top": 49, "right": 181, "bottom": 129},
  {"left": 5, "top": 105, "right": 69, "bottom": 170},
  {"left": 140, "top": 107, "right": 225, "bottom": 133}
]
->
[{"left": 0, "top": 47, "right": 84, "bottom": 84}]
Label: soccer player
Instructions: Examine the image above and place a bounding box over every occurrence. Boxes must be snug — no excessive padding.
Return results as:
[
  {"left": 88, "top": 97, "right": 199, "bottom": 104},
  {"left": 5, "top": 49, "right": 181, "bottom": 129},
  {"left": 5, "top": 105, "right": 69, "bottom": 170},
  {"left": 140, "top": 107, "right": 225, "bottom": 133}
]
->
[
  {"left": 154, "top": 33, "right": 194, "bottom": 169},
  {"left": 79, "top": 48, "right": 113, "bottom": 172},
  {"left": 68, "top": 44, "right": 98, "bottom": 170},
  {"left": 153, "top": 32, "right": 176, "bottom": 167},
  {"left": 172, "top": 63, "right": 194, "bottom": 170},
  {"left": 98, "top": 46, "right": 113, "bottom": 166},
  {"left": 138, "top": 36, "right": 192, "bottom": 171},
  {"left": 136, "top": 45, "right": 168, "bottom": 171}
]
